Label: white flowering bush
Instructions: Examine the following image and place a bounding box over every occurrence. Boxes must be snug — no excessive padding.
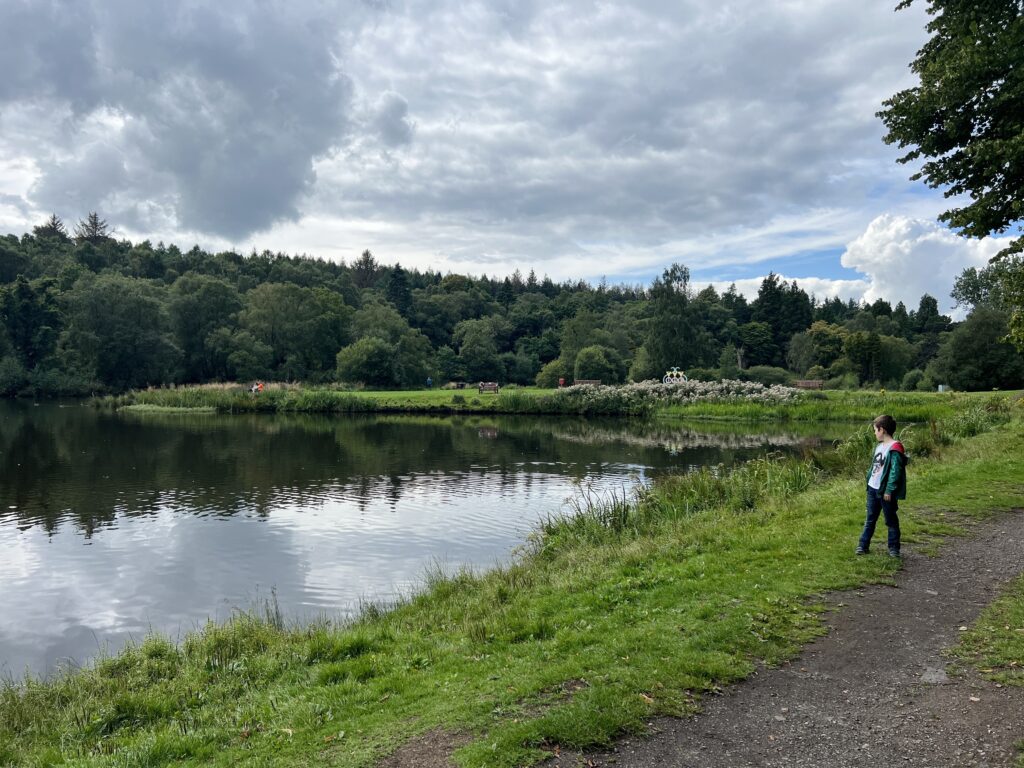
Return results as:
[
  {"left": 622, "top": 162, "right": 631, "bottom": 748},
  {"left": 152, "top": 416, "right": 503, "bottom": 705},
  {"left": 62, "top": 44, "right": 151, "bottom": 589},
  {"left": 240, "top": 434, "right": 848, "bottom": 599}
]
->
[
  {"left": 626, "top": 378, "right": 802, "bottom": 404},
  {"left": 502, "top": 379, "right": 802, "bottom": 415}
]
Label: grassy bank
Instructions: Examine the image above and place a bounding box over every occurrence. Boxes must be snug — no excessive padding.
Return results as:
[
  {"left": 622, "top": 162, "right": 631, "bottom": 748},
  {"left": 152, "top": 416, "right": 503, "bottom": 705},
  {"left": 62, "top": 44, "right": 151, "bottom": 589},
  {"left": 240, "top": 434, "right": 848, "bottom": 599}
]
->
[
  {"left": 2, "top": 400, "right": 1021, "bottom": 766},
  {"left": 659, "top": 388, "right": 1004, "bottom": 422},
  {"left": 100, "top": 382, "right": 1014, "bottom": 422},
  {"left": 952, "top": 574, "right": 1024, "bottom": 766}
]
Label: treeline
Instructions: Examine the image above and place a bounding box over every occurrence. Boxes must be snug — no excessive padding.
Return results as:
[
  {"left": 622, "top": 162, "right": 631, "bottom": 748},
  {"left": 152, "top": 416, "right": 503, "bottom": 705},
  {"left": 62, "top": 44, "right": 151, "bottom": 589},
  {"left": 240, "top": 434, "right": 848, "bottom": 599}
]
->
[{"left": 1, "top": 214, "right": 1022, "bottom": 396}]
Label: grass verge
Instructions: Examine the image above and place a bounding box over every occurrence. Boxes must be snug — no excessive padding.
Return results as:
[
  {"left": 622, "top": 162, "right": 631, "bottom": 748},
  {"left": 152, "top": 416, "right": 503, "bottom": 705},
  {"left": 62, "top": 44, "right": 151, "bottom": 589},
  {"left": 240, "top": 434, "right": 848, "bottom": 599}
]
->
[
  {"left": 2, "top": 402, "right": 1022, "bottom": 767},
  {"left": 951, "top": 575, "right": 1024, "bottom": 766},
  {"left": 99, "top": 384, "right": 1019, "bottom": 421}
]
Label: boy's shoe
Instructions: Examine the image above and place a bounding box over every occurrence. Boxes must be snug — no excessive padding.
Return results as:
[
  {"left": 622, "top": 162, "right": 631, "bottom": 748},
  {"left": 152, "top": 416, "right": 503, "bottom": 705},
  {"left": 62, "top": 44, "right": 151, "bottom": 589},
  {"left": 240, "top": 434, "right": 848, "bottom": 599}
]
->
[
  {"left": 855, "top": 546, "right": 868, "bottom": 555},
  {"left": 888, "top": 549, "right": 901, "bottom": 558}
]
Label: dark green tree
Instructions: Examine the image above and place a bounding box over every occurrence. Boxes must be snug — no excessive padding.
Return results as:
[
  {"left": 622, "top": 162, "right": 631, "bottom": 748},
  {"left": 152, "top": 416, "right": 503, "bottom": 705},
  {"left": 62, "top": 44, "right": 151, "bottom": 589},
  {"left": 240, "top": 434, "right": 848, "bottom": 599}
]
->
[
  {"left": 61, "top": 274, "right": 181, "bottom": 389},
  {"left": 169, "top": 274, "right": 242, "bottom": 381},
  {"left": 927, "top": 306, "right": 1024, "bottom": 390},
  {"left": 336, "top": 336, "right": 395, "bottom": 386},
  {"left": 385, "top": 264, "right": 413, "bottom": 316},
  {"left": 239, "top": 283, "right": 352, "bottom": 379},
  {"left": 352, "top": 249, "right": 380, "bottom": 290},
  {"left": 642, "top": 264, "right": 715, "bottom": 373},
  {"left": 737, "top": 321, "right": 775, "bottom": 368},
  {"left": 843, "top": 331, "right": 883, "bottom": 384},
  {"left": 1, "top": 276, "right": 61, "bottom": 369},
  {"left": 73, "top": 212, "right": 112, "bottom": 244},
  {"left": 453, "top": 318, "right": 502, "bottom": 381},
  {"left": 33, "top": 214, "right": 69, "bottom": 241},
  {"left": 573, "top": 345, "right": 621, "bottom": 383},
  {"left": 878, "top": 0, "right": 1024, "bottom": 346}
]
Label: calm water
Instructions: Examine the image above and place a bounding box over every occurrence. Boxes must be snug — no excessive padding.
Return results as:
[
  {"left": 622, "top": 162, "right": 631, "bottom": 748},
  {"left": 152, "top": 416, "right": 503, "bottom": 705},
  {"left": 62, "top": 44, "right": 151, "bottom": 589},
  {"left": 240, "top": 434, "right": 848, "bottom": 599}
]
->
[{"left": 0, "top": 401, "right": 846, "bottom": 677}]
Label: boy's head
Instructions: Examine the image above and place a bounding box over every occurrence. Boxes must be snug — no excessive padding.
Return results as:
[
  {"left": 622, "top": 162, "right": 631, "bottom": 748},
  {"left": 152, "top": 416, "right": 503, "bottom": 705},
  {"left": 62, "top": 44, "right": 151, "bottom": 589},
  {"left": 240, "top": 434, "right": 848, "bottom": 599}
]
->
[{"left": 872, "top": 414, "right": 897, "bottom": 439}]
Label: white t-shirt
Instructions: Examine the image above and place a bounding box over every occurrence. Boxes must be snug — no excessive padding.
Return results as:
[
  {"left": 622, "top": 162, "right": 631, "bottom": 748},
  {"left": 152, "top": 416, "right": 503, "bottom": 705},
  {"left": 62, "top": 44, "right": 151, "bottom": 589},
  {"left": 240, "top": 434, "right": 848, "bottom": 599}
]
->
[{"left": 868, "top": 442, "right": 892, "bottom": 490}]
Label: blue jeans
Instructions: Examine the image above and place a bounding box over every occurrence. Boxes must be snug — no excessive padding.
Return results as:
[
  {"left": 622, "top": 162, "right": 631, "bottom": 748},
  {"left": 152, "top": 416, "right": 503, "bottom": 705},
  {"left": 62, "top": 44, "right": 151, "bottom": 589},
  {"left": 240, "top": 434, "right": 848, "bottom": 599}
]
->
[{"left": 859, "top": 486, "right": 900, "bottom": 552}]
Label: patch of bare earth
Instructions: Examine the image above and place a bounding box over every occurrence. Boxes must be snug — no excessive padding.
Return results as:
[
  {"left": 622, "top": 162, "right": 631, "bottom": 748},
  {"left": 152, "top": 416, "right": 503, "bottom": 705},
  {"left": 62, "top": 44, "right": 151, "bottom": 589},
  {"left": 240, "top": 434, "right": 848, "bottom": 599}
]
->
[
  {"left": 376, "top": 728, "right": 471, "bottom": 768},
  {"left": 548, "top": 510, "right": 1024, "bottom": 767}
]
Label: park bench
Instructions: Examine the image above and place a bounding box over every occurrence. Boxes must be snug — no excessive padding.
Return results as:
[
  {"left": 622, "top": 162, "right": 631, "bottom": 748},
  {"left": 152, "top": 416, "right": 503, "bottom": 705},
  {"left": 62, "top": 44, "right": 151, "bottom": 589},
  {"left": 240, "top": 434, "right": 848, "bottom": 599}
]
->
[
  {"left": 794, "top": 379, "right": 824, "bottom": 390},
  {"left": 573, "top": 379, "right": 601, "bottom": 386},
  {"left": 478, "top": 381, "right": 500, "bottom": 394}
]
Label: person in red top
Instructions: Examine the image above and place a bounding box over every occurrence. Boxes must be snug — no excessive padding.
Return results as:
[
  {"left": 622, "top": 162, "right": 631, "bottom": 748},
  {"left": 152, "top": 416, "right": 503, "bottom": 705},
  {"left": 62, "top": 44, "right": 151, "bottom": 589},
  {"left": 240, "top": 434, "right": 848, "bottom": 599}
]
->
[{"left": 856, "top": 414, "right": 908, "bottom": 558}]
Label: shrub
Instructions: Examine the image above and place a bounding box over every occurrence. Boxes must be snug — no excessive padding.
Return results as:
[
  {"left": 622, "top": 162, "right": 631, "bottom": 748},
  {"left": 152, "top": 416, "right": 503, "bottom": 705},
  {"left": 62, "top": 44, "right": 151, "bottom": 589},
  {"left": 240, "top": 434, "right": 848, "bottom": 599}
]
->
[
  {"left": 535, "top": 359, "right": 568, "bottom": 388},
  {"left": 685, "top": 367, "right": 719, "bottom": 381},
  {"left": 824, "top": 372, "right": 860, "bottom": 390},
  {"left": 739, "top": 366, "right": 792, "bottom": 386},
  {"left": 806, "top": 365, "right": 827, "bottom": 380},
  {"left": 901, "top": 369, "right": 925, "bottom": 391},
  {"left": 0, "top": 355, "right": 27, "bottom": 396}
]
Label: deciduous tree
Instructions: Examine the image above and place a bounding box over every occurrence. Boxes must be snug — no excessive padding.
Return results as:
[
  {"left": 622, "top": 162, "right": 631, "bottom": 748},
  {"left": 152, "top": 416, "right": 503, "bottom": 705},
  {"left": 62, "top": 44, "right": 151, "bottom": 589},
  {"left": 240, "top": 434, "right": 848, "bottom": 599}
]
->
[{"left": 878, "top": 0, "right": 1024, "bottom": 346}]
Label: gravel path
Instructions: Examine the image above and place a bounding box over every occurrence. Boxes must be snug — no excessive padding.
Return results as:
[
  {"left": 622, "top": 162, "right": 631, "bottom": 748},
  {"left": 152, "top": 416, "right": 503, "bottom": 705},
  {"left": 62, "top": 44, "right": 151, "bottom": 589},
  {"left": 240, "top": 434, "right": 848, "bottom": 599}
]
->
[{"left": 550, "top": 510, "right": 1024, "bottom": 768}]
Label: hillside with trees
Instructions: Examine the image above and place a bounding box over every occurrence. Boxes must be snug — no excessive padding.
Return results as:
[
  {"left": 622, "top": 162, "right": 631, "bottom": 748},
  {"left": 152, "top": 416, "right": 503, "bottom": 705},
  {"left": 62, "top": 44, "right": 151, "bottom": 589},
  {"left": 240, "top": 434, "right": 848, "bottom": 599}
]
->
[{"left": 1, "top": 215, "right": 1022, "bottom": 396}]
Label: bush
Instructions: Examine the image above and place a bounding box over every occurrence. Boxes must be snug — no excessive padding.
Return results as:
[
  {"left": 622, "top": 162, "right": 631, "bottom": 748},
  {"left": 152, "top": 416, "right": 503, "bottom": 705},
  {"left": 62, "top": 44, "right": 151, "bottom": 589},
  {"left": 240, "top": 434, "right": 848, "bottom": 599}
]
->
[
  {"left": 0, "top": 355, "right": 28, "bottom": 396},
  {"left": 806, "top": 365, "right": 827, "bottom": 380},
  {"left": 901, "top": 369, "right": 925, "bottom": 391},
  {"left": 535, "top": 359, "right": 568, "bottom": 388},
  {"left": 824, "top": 372, "right": 860, "bottom": 390},
  {"left": 685, "top": 367, "right": 719, "bottom": 381},
  {"left": 574, "top": 345, "right": 620, "bottom": 384},
  {"left": 740, "top": 366, "right": 792, "bottom": 386}
]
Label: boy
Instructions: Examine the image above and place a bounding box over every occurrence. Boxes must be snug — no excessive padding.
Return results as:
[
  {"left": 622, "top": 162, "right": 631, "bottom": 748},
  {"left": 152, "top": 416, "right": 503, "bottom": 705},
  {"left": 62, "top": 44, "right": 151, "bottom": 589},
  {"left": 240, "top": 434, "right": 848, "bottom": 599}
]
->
[{"left": 856, "top": 414, "right": 907, "bottom": 558}]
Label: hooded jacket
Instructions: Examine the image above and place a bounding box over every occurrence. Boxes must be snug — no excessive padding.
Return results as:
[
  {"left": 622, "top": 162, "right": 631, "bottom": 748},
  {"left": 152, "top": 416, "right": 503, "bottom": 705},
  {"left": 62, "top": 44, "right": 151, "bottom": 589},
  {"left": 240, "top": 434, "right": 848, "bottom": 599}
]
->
[{"left": 866, "top": 440, "right": 907, "bottom": 500}]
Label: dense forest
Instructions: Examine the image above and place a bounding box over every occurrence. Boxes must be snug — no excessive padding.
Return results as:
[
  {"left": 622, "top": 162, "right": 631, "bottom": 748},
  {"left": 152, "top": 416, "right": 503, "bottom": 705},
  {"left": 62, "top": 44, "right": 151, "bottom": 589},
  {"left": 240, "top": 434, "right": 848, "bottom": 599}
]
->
[{"left": 1, "top": 214, "right": 1022, "bottom": 397}]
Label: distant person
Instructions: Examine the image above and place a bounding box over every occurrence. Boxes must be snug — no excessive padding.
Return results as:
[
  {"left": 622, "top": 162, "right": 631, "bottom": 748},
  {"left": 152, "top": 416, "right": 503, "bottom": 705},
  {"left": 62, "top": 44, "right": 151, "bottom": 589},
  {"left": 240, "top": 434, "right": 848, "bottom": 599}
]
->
[
  {"left": 856, "top": 414, "right": 907, "bottom": 558},
  {"left": 250, "top": 382, "right": 258, "bottom": 394},
  {"left": 426, "top": 376, "right": 433, "bottom": 388},
  {"left": 257, "top": 381, "right": 264, "bottom": 394}
]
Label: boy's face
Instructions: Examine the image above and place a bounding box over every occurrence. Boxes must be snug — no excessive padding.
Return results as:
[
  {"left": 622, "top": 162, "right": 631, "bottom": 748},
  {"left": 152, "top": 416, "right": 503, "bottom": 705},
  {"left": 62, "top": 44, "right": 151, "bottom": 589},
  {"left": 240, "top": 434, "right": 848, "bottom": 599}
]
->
[{"left": 873, "top": 424, "right": 885, "bottom": 441}]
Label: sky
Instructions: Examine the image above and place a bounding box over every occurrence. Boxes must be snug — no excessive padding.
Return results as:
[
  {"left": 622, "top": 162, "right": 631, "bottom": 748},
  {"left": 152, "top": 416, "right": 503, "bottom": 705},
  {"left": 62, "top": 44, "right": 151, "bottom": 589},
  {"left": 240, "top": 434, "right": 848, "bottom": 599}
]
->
[{"left": 0, "top": 0, "right": 1009, "bottom": 313}]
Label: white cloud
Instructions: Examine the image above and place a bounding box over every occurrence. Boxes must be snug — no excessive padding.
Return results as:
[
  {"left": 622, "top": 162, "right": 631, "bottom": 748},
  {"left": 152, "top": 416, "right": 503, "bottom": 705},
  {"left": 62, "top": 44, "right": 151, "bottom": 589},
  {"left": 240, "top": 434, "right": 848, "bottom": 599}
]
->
[
  {"left": 0, "top": 0, "right": 963, "bottom": 298},
  {"left": 841, "top": 214, "right": 1005, "bottom": 315},
  {"left": 703, "top": 275, "right": 870, "bottom": 305}
]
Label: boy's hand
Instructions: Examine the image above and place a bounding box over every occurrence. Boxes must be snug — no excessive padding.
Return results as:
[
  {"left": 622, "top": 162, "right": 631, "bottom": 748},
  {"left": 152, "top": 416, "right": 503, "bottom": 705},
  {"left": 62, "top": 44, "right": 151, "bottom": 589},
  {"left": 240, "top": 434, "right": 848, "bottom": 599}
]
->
[{"left": 883, "top": 493, "right": 892, "bottom": 501}]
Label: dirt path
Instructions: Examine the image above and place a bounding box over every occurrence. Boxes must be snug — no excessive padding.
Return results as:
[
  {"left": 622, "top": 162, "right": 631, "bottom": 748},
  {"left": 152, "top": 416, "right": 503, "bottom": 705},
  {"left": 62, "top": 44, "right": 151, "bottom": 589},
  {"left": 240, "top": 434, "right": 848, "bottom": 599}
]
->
[{"left": 549, "top": 510, "right": 1024, "bottom": 768}]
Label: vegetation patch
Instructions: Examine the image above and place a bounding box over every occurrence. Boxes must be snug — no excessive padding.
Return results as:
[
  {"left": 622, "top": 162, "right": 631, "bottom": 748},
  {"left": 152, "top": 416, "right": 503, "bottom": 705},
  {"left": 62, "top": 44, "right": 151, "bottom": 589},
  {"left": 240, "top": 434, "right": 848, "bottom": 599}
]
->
[
  {"left": 119, "top": 403, "right": 217, "bottom": 414},
  {"left": 0, "top": 402, "right": 1020, "bottom": 767},
  {"left": 951, "top": 574, "right": 1024, "bottom": 688}
]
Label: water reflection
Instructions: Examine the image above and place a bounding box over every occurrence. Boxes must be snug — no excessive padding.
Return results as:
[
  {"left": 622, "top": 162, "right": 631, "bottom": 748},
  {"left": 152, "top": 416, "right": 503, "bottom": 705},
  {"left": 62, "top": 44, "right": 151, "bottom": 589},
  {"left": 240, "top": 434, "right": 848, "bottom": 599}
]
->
[{"left": 0, "top": 402, "right": 842, "bottom": 677}]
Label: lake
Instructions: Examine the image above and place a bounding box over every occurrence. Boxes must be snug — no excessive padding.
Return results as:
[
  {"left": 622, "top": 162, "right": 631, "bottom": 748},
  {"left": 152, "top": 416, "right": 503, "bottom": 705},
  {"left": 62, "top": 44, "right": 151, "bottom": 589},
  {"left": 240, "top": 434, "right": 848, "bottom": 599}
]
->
[{"left": 0, "top": 400, "right": 848, "bottom": 678}]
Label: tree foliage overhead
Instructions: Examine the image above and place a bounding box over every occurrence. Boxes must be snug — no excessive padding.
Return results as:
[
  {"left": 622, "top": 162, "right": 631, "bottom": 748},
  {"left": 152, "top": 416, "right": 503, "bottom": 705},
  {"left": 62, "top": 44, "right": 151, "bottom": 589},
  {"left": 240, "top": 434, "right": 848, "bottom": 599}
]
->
[
  {"left": 879, "top": 0, "right": 1024, "bottom": 254},
  {"left": 878, "top": 0, "right": 1024, "bottom": 347}
]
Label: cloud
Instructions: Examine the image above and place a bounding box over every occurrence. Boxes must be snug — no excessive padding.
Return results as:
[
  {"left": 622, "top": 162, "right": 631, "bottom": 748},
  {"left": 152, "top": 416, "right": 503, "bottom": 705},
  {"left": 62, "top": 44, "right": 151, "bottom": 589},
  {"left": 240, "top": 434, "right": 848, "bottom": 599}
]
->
[
  {"left": 703, "top": 275, "right": 870, "bottom": 305},
  {"left": 2, "top": 0, "right": 366, "bottom": 238},
  {"left": 371, "top": 92, "right": 415, "bottom": 147},
  {"left": 699, "top": 216, "right": 1009, "bottom": 315},
  {"left": 841, "top": 214, "right": 1005, "bottom": 314},
  {"left": 0, "top": 0, "right": 955, "bottom": 297}
]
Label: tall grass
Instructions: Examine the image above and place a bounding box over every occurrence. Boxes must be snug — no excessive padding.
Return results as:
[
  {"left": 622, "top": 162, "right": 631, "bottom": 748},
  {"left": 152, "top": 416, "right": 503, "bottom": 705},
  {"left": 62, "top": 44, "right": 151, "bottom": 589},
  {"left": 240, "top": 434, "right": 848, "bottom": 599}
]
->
[
  {"left": 539, "top": 454, "right": 821, "bottom": 552},
  {"left": 542, "top": 394, "right": 1013, "bottom": 551}
]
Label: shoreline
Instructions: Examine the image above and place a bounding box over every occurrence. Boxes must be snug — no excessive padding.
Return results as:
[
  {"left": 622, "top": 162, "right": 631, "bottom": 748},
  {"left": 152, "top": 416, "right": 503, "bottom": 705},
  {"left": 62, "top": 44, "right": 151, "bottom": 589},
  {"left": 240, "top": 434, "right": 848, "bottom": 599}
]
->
[
  {"left": 93, "top": 382, "right": 1001, "bottom": 422},
  {"left": 1, "top": 398, "right": 1019, "bottom": 766}
]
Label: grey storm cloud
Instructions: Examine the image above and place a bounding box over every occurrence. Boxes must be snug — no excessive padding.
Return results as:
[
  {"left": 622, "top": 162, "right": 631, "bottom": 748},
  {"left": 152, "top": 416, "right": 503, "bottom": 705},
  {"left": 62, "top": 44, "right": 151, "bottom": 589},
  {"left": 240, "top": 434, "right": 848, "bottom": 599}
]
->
[
  {"left": 1, "top": 0, "right": 937, "bottom": 280},
  {"left": 372, "top": 92, "right": 414, "bottom": 147},
  {"left": 308, "top": 0, "right": 928, "bottom": 251},
  {"left": 2, "top": 0, "right": 369, "bottom": 238}
]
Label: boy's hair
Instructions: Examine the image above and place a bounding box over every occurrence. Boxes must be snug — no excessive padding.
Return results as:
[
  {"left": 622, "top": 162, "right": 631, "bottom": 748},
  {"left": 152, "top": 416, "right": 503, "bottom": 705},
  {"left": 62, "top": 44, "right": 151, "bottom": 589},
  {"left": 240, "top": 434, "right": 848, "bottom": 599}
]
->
[{"left": 873, "top": 414, "right": 897, "bottom": 436}]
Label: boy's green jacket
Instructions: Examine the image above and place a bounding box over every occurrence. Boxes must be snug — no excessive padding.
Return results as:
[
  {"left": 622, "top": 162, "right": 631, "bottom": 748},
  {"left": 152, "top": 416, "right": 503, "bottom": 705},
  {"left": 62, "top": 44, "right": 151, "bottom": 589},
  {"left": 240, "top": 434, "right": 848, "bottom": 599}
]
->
[{"left": 866, "top": 441, "right": 908, "bottom": 499}]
